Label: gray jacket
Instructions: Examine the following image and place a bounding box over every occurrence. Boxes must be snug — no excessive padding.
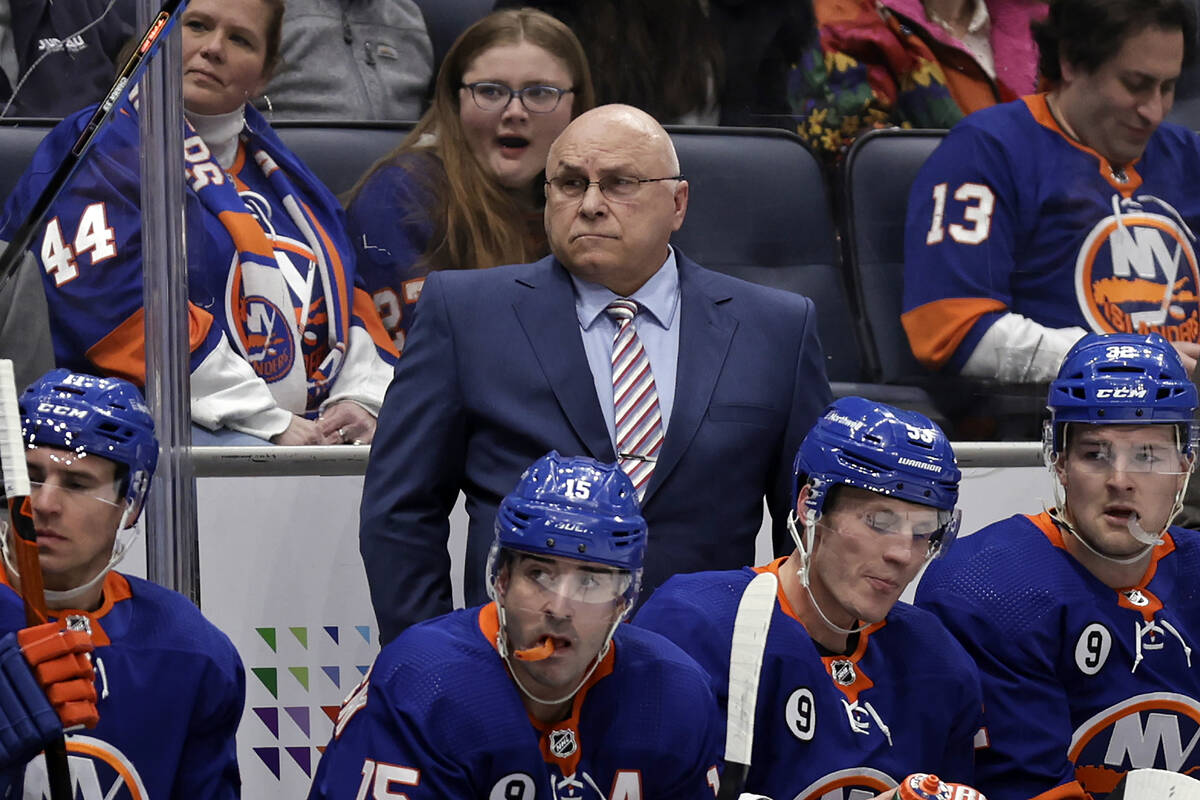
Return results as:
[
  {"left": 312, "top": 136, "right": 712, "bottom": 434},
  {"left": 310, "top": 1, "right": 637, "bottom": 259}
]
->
[{"left": 258, "top": 0, "right": 433, "bottom": 122}]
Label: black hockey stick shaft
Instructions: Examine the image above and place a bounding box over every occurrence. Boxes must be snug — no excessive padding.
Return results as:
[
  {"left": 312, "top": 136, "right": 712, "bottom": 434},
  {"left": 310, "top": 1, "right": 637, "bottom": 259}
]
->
[
  {"left": 715, "top": 763, "right": 749, "bottom": 800},
  {"left": 0, "top": 0, "right": 189, "bottom": 296},
  {"left": 0, "top": 360, "right": 71, "bottom": 800}
]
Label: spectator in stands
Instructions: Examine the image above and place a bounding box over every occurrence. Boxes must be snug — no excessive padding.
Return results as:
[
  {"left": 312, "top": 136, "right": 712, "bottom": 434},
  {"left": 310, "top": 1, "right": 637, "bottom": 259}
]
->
[
  {"left": 255, "top": 0, "right": 434, "bottom": 122},
  {"left": 0, "top": 0, "right": 137, "bottom": 117},
  {"left": 344, "top": 8, "right": 594, "bottom": 353},
  {"left": 790, "top": 0, "right": 1046, "bottom": 161},
  {"left": 902, "top": 0, "right": 1200, "bottom": 385},
  {"left": 0, "top": 0, "right": 397, "bottom": 445},
  {"left": 358, "top": 103, "right": 832, "bottom": 643},
  {"left": 494, "top": 0, "right": 722, "bottom": 124}
]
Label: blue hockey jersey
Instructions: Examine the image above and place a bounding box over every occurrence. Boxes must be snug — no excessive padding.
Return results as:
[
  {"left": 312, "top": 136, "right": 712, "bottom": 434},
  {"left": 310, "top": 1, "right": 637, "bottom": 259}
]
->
[
  {"left": 916, "top": 512, "right": 1200, "bottom": 800},
  {"left": 634, "top": 559, "right": 983, "bottom": 799},
  {"left": 308, "top": 602, "right": 722, "bottom": 800},
  {"left": 902, "top": 94, "right": 1200, "bottom": 373},
  {"left": 0, "top": 572, "right": 245, "bottom": 799}
]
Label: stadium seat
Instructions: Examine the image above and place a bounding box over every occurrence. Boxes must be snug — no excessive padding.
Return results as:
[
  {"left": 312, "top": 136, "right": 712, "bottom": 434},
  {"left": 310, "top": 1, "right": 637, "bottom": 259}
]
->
[
  {"left": 841, "top": 128, "right": 1044, "bottom": 438},
  {"left": 667, "top": 125, "right": 865, "bottom": 383},
  {"left": 273, "top": 121, "right": 411, "bottom": 196},
  {"left": 840, "top": 128, "right": 943, "bottom": 384}
]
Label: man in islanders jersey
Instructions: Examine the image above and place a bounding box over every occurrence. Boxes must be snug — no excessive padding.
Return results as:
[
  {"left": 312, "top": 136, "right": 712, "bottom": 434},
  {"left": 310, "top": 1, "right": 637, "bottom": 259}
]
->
[
  {"left": 916, "top": 333, "right": 1200, "bottom": 800},
  {"left": 308, "top": 451, "right": 722, "bottom": 800},
  {"left": 0, "top": 369, "right": 245, "bottom": 798},
  {"left": 634, "top": 397, "right": 984, "bottom": 800},
  {"left": 902, "top": 0, "right": 1200, "bottom": 383}
]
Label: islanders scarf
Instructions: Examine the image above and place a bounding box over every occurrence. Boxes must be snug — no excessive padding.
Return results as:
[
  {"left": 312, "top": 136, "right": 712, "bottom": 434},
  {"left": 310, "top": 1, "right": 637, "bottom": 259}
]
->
[{"left": 185, "top": 106, "right": 353, "bottom": 415}]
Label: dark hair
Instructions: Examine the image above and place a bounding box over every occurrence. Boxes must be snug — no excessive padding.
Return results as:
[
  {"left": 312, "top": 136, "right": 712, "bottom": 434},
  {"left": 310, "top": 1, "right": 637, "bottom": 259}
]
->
[
  {"left": 345, "top": 8, "right": 595, "bottom": 271},
  {"left": 260, "top": 0, "right": 286, "bottom": 80},
  {"left": 500, "top": 0, "right": 723, "bottom": 123},
  {"left": 1034, "top": 0, "right": 1196, "bottom": 81}
]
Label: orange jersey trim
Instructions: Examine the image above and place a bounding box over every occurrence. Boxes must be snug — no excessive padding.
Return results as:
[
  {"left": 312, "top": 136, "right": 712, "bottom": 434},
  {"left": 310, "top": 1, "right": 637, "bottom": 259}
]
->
[
  {"left": 85, "top": 304, "right": 214, "bottom": 387},
  {"left": 1029, "top": 780, "right": 1089, "bottom": 800},
  {"left": 353, "top": 287, "right": 400, "bottom": 358},
  {"left": 1023, "top": 94, "right": 1143, "bottom": 196},
  {"left": 0, "top": 571, "right": 132, "bottom": 646},
  {"left": 901, "top": 297, "right": 1007, "bottom": 370},
  {"left": 477, "top": 602, "right": 616, "bottom": 778}
]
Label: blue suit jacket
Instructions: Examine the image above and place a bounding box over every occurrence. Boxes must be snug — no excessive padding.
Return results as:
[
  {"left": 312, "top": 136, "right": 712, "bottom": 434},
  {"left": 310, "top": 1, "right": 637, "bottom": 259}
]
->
[{"left": 360, "top": 251, "right": 831, "bottom": 642}]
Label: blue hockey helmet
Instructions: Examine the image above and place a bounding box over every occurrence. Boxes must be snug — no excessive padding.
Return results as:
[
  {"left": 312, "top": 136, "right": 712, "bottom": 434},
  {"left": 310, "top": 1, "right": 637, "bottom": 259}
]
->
[
  {"left": 20, "top": 369, "right": 158, "bottom": 523},
  {"left": 490, "top": 451, "right": 647, "bottom": 606},
  {"left": 792, "top": 397, "right": 961, "bottom": 554},
  {"left": 1046, "top": 333, "right": 1197, "bottom": 457}
]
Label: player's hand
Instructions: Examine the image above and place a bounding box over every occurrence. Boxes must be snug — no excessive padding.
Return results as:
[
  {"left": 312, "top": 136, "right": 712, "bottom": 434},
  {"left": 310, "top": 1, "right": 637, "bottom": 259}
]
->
[
  {"left": 1172, "top": 342, "right": 1200, "bottom": 379},
  {"left": 316, "top": 401, "right": 377, "bottom": 445},
  {"left": 270, "top": 415, "right": 334, "bottom": 446},
  {"left": 18, "top": 622, "right": 97, "bottom": 730}
]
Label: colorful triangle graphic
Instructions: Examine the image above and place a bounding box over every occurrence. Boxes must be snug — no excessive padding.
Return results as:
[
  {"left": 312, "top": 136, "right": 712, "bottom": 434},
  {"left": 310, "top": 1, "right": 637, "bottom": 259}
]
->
[
  {"left": 288, "top": 665, "right": 310, "bottom": 691},
  {"left": 356, "top": 664, "right": 369, "bottom": 676},
  {"left": 324, "top": 625, "right": 339, "bottom": 645},
  {"left": 355, "top": 625, "right": 371, "bottom": 643},
  {"left": 321, "top": 665, "right": 340, "bottom": 688},
  {"left": 253, "top": 747, "right": 280, "bottom": 779},
  {"left": 284, "top": 706, "right": 311, "bottom": 737},
  {"left": 252, "top": 706, "right": 279, "bottom": 738},
  {"left": 251, "top": 667, "right": 278, "bottom": 699},
  {"left": 321, "top": 705, "right": 339, "bottom": 725},
  {"left": 255, "top": 627, "right": 277, "bottom": 653},
  {"left": 289, "top": 627, "right": 308, "bottom": 649},
  {"left": 284, "top": 746, "right": 311, "bottom": 776}
]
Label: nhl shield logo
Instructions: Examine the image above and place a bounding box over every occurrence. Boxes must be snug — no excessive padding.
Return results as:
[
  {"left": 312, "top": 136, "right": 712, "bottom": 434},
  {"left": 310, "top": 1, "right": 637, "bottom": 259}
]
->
[
  {"left": 1124, "top": 590, "right": 1150, "bottom": 607},
  {"left": 831, "top": 659, "right": 857, "bottom": 686},
  {"left": 549, "top": 729, "right": 577, "bottom": 758}
]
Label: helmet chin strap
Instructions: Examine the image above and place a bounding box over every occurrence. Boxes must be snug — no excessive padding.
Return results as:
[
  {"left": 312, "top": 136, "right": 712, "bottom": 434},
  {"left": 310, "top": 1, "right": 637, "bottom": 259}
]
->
[
  {"left": 786, "top": 509, "right": 871, "bottom": 637},
  {"left": 1045, "top": 467, "right": 1192, "bottom": 567},
  {"left": 1, "top": 503, "right": 138, "bottom": 610},
  {"left": 495, "top": 599, "right": 624, "bottom": 707}
]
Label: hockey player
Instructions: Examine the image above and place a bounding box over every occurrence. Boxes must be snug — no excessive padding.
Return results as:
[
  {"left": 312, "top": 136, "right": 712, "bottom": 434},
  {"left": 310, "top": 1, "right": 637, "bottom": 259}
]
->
[
  {"left": 0, "top": 369, "right": 245, "bottom": 797},
  {"left": 634, "top": 397, "right": 983, "bottom": 799},
  {"left": 916, "top": 332, "right": 1200, "bottom": 799},
  {"left": 309, "top": 451, "right": 722, "bottom": 799},
  {"left": 902, "top": 0, "right": 1200, "bottom": 383}
]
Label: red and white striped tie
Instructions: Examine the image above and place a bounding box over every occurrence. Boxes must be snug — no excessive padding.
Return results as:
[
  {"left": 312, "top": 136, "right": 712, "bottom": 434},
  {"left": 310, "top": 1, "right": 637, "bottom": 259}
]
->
[{"left": 606, "top": 299, "right": 664, "bottom": 498}]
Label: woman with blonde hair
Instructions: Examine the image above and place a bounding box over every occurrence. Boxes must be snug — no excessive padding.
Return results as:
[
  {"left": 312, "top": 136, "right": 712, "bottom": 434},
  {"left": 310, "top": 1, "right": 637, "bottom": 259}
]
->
[{"left": 345, "top": 8, "right": 595, "bottom": 352}]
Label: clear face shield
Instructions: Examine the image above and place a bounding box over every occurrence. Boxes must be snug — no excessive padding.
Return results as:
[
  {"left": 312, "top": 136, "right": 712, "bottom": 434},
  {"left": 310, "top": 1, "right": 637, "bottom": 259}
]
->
[
  {"left": 1044, "top": 420, "right": 1197, "bottom": 551},
  {"left": 830, "top": 506, "right": 964, "bottom": 561}
]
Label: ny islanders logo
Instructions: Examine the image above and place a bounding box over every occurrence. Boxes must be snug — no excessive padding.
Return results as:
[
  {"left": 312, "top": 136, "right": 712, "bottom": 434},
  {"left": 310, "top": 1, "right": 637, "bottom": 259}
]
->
[
  {"left": 792, "top": 766, "right": 896, "bottom": 800},
  {"left": 1075, "top": 195, "right": 1200, "bottom": 340},
  {"left": 237, "top": 294, "right": 294, "bottom": 383},
  {"left": 23, "top": 735, "right": 151, "bottom": 799},
  {"left": 1068, "top": 692, "right": 1200, "bottom": 795}
]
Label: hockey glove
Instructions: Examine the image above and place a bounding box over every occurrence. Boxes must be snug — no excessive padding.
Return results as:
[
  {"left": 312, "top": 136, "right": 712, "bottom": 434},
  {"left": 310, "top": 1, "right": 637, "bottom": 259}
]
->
[
  {"left": 17, "top": 623, "right": 98, "bottom": 730},
  {"left": 0, "top": 629, "right": 71, "bottom": 767}
]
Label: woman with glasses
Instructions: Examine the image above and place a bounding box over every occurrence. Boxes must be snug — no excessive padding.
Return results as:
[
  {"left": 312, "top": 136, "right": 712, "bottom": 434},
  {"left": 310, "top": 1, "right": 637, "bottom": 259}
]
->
[{"left": 344, "top": 8, "right": 595, "bottom": 353}]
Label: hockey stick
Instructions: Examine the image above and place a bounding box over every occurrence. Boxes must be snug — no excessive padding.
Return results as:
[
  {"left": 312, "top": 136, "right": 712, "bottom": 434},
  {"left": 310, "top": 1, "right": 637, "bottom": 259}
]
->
[
  {"left": 716, "top": 571, "right": 777, "bottom": 800},
  {"left": 1110, "top": 768, "right": 1200, "bottom": 799},
  {"left": 0, "top": 0, "right": 189, "bottom": 296},
  {"left": 0, "top": 360, "right": 71, "bottom": 800}
]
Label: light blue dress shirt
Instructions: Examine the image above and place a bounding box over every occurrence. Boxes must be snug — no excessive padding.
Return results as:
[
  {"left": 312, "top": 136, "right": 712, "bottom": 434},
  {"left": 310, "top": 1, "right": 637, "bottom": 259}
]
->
[{"left": 571, "top": 247, "right": 681, "bottom": 449}]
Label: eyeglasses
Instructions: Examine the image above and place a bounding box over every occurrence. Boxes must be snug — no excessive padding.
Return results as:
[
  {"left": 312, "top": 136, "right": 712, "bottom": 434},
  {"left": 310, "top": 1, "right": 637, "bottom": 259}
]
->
[
  {"left": 461, "top": 81, "right": 574, "bottom": 113},
  {"left": 545, "top": 174, "right": 684, "bottom": 202}
]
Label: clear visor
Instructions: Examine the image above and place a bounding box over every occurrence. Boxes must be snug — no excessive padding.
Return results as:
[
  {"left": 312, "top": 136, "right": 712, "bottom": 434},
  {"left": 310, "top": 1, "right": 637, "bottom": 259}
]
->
[
  {"left": 1069, "top": 440, "right": 1191, "bottom": 475},
  {"left": 824, "top": 506, "right": 962, "bottom": 559},
  {"left": 504, "top": 554, "right": 634, "bottom": 609},
  {"left": 23, "top": 449, "right": 123, "bottom": 511}
]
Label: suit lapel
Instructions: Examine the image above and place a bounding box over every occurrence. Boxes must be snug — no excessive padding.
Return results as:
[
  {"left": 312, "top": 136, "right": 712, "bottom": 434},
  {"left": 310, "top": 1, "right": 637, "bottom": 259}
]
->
[
  {"left": 642, "top": 255, "right": 736, "bottom": 504},
  {"left": 512, "top": 258, "right": 615, "bottom": 461}
]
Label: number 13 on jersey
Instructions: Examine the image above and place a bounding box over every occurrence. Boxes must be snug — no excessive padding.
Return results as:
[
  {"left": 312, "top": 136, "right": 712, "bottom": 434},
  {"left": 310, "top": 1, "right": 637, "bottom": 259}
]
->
[{"left": 925, "top": 182, "right": 996, "bottom": 246}]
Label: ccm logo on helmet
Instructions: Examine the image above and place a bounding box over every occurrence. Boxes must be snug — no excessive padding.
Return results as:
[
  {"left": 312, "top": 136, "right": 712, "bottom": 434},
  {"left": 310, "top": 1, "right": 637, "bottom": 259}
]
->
[
  {"left": 1095, "top": 387, "right": 1148, "bottom": 399},
  {"left": 36, "top": 402, "right": 88, "bottom": 418}
]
